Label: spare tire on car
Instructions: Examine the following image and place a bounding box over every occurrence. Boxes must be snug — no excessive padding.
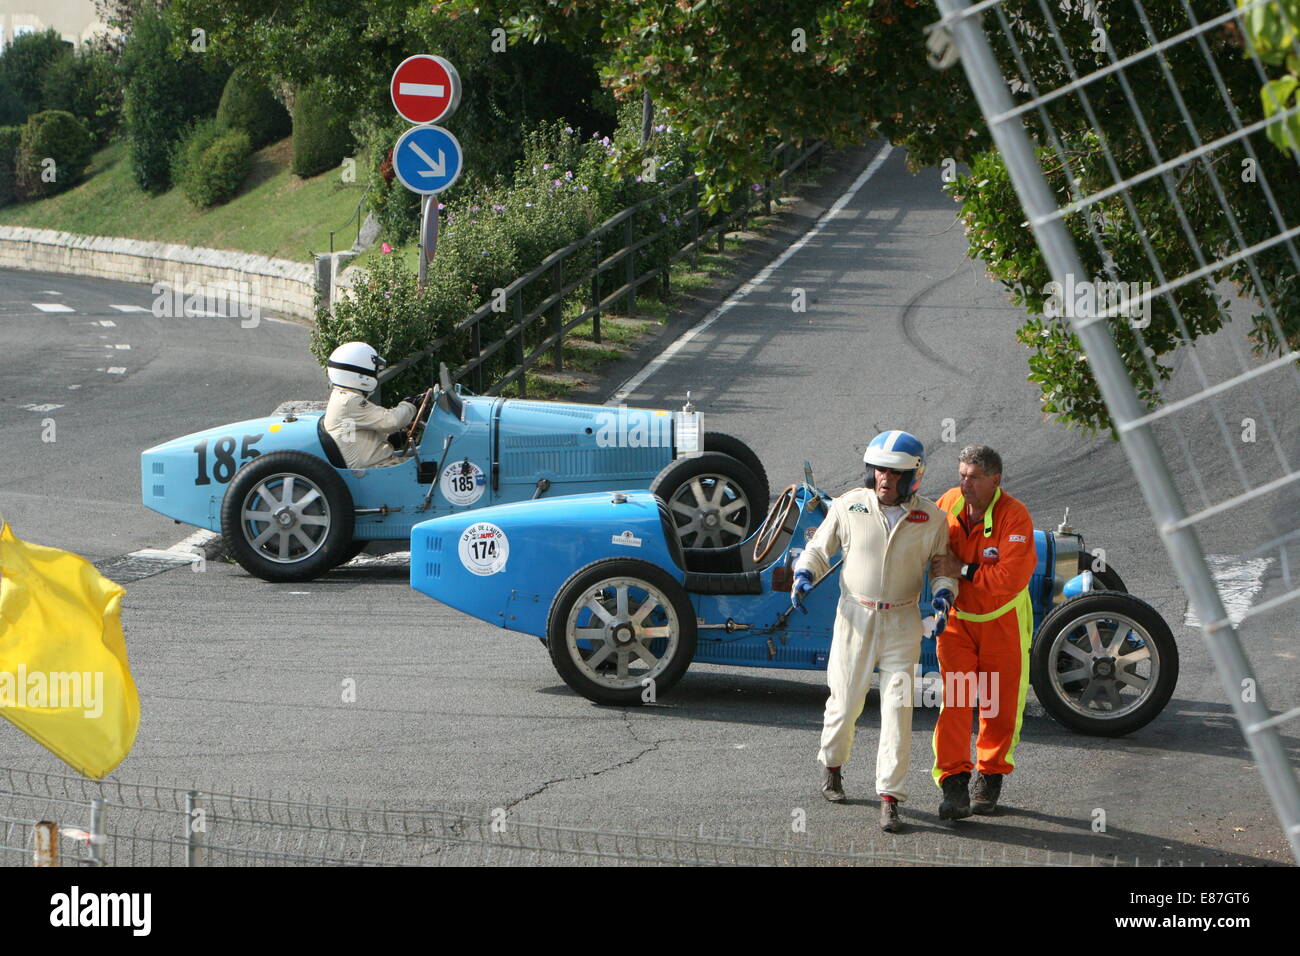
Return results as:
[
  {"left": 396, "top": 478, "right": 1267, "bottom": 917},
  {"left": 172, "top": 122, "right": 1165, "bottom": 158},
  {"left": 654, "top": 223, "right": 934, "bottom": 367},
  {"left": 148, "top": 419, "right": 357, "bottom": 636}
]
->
[{"left": 650, "top": 451, "right": 767, "bottom": 550}]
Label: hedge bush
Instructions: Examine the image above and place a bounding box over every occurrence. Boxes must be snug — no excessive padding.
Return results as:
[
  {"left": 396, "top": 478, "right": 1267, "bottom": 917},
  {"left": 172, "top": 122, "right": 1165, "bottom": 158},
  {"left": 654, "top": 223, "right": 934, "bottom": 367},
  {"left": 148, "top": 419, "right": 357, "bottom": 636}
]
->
[
  {"left": 0, "top": 125, "right": 21, "bottom": 206},
  {"left": 292, "top": 81, "right": 353, "bottom": 177},
  {"left": 0, "top": 29, "right": 69, "bottom": 127},
  {"left": 121, "top": 5, "right": 227, "bottom": 192},
  {"left": 170, "top": 118, "right": 251, "bottom": 208},
  {"left": 39, "top": 45, "right": 123, "bottom": 147},
  {"left": 216, "top": 66, "right": 290, "bottom": 150},
  {"left": 14, "top": 110, "right": 92, "bottom": 201},
  {"left": 314, "top": 112, "right": 709, "bottom": 398}
]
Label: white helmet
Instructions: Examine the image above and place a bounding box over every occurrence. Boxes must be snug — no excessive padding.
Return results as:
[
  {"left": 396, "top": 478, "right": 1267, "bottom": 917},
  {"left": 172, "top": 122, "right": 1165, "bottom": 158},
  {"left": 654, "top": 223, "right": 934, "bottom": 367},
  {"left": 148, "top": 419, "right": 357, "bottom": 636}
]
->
[{"left": 327, "top": 341, "right": 385, "bottom": 393}]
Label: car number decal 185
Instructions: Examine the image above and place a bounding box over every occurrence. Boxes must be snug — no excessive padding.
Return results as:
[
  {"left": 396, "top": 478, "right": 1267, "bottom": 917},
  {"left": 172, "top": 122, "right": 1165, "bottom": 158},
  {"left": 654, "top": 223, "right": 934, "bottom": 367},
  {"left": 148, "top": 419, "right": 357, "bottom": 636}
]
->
[
  {"left": 441, "top": 460, "right": 486, "bottom": 506},
  {"left": 459, "top": 522, "right": 508, "bottom": 575},
  {"left": 193, "top": 434, "right": 263, "bottom": 485}
]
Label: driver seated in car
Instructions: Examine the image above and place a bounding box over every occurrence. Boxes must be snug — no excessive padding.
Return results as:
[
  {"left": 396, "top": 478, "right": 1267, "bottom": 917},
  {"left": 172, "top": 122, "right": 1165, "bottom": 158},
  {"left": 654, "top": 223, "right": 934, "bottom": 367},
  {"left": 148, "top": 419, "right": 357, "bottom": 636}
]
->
[{"left": 323, "top": 341, "right": 421, "bottom": 469}]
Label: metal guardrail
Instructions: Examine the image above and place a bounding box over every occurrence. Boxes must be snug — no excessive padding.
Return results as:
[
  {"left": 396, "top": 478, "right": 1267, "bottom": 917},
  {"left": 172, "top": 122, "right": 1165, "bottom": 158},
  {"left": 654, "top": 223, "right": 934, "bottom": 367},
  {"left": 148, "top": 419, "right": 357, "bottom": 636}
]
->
[
  {"left": 378, "top": 140, "right": 826, "bottom": 397},
  {"left": 0, "top": 766, "right": 1122, "bottom": 867}
]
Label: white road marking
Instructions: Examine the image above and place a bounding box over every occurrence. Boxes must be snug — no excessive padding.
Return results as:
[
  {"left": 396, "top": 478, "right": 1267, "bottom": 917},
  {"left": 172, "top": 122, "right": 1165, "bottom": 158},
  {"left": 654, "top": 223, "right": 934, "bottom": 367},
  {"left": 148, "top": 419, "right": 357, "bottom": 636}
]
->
[
  {"left": 105, "top": 367, "right": 126, "bottom": 374},
  {"left": 33, "top": 303, "right": 75, "bottom": 313},
  {"left": 1184, "top": 555, "right": 1274, "bottom": 627},
  {"left": 399, "top": 82, "right": 445, "bottom": 97},
  {"left": 127, "top": 548, "right": 201, "bottom": 566},
  {"left": 607, "top": 143, "right": 896, "bottom": 404},
  {"left": 110, "top": 304, "right": 150, "bottom": 313},
  {"left": 103, "top": 344, "right": 131, "bottom": 349},
  {"left": 19, "top": 403, "right": 64, "bottom": 412},
  {"left": 67, "top": 384, "right": 81, "bottom": 390},
  {"left": 40, "top": 290, "right": 62, "bottom": 295},
  {"left": 98, "top": 319, "right": 116, "bottom": 327}
]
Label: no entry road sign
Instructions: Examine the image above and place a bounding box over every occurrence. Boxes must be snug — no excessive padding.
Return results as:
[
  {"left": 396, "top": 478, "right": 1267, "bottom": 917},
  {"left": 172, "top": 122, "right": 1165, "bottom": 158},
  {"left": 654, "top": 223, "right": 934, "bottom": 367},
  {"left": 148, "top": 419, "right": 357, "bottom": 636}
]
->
[
  {"left": 392, "top": 125, "right": 464, "bottom": 195},
  {"left": 391, "top": 54, "right": 461, "bottom": 125}
]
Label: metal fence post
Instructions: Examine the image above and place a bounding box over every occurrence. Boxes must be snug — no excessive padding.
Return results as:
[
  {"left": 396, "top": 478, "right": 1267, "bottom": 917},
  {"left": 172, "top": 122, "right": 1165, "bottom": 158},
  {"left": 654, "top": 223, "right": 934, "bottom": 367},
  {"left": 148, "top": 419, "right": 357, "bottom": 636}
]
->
[
  {"left": 550, "top": 261, "right": 564, "bottom": 371},
  {"left": 34, "top": 820, "right": 58, "bottom": 866},
  {"left": 591, "top": 239, "right": 602, "bottom": 344},
  {"left": 513, "top": 295, "right": 527, "bottom": 398},
  {"left": 185, "top": 791, "right": 204, "bottom": 867},
  {"left": 86, "top": 797, "right": 104, "bottom": 866},
  {"left": 471, "top": 319, "right": 483, "bottom": 394},
  {"left": 690, "top": 179, "right": 701, "bottom": 268},
  {"left": 624, "top": 217, "right": 636, "bottom": 314}
]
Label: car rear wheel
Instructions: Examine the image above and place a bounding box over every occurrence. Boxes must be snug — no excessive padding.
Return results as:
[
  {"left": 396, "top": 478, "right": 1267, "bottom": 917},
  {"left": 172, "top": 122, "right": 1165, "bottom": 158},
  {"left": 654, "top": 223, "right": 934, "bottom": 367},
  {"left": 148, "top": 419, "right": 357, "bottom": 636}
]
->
[
  {"left": 221, "top": 451, "right": 355, "bottom": 582},
  {"left": 546, "top": 558, "right": 697, "bottom": 706},
  {"left": 1030, "top": 590, "right": 1177, "bottom": 736},
  {"left": 650, "top": 452, "right": 765, "bottom": 550}
]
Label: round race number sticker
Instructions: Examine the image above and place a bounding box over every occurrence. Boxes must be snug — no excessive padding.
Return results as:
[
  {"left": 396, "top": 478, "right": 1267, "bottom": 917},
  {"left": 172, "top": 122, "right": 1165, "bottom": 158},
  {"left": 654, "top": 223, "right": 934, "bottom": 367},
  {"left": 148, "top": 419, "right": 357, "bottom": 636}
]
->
[
  {"left": 458, "top": 522, "right": 509, "bottom": 576},
  {"left": 441, "top": 460, "right": 486, "bottom": 506}
]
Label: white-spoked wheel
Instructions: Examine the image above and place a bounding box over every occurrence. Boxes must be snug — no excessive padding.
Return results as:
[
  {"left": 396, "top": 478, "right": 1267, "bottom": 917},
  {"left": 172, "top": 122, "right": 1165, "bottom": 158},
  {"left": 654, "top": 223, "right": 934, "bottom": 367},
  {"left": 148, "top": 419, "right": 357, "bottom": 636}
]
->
[
  {"left": 650, "top": 452, "right": 765, "bottom": 550},
  {"left": 1030, "top": 591, "right": 1178, "bottom": 736},
  {"left": 221, "top": 450, "right": 354, "bottom": 582},
  {"left": 547, "top": 559, "right": 697, "bottom": 705},
  {"left": 239, "top": 473, "right": 333, "bottom": 564}
]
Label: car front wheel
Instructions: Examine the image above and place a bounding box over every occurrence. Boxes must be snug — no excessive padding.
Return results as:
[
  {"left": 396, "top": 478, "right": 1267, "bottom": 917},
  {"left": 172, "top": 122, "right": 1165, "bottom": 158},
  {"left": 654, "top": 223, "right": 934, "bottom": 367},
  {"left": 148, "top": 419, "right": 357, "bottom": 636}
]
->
[
  {"left": 1030, "top": 590, "right": 1178, "bottom": 736},
  {"left": 546, "top": 558, "right": 697, "bottom": 706}
]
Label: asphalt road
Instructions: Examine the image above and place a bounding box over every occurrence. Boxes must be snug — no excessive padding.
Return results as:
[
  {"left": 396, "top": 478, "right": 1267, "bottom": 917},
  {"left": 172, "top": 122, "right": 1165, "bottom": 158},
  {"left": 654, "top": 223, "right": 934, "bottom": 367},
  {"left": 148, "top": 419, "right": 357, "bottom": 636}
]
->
[{"left": 0, "top": 142, "right": 1294, "bottom": 866}]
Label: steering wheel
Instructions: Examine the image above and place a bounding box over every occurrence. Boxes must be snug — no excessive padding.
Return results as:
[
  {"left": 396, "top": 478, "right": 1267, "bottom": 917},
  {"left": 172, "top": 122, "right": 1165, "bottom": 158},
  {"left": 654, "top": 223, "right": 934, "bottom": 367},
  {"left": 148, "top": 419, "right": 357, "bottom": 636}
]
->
[
  {"left": 752, "top": 483, "right": 799, "bottom": 564},
  {"left": 400, "top": 387, "right": 436, "bottom": 452}
]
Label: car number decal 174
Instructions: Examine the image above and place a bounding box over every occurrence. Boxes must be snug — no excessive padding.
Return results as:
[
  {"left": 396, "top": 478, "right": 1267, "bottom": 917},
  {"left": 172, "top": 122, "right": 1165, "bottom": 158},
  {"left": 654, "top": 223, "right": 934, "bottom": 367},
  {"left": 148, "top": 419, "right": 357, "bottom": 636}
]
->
[{"left": 459, "top": 522, "right": 509, "bottom": 575}]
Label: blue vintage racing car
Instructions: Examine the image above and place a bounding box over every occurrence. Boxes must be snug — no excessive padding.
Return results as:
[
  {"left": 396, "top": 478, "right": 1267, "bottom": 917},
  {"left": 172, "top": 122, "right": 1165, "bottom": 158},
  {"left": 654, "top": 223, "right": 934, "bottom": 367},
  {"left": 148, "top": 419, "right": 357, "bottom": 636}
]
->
[
  {"left": 140, "top": 365, "right": 768, "bottom": 581},
  {"left": 408, "top": 463, "right": 1179, "bottom": 736}
]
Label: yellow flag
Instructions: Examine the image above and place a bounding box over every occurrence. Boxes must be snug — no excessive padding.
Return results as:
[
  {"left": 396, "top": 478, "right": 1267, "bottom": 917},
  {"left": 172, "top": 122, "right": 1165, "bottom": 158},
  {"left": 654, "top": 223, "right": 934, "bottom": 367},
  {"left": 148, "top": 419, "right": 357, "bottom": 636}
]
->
[{"left": 0, "top": 523, "right": 140, "bottom": 778}]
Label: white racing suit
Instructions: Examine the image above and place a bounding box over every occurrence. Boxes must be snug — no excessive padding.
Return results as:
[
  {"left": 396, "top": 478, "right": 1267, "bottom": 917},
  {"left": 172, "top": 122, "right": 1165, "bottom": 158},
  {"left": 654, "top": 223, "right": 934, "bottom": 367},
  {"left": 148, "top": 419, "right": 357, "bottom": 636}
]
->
[
  {"left": 322, "top": 386, "right": 416, "bottom": 469},
  {"left": 794, "top": 487, "right": 957, "bottom": 801}
]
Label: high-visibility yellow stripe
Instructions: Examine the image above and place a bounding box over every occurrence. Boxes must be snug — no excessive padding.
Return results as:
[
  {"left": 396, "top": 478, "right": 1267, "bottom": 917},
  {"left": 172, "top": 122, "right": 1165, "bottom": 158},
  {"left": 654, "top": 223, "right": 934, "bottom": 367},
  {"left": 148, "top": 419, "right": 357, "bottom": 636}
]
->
[
  {"left": 946, "top": 487, "right": 1001, "bottom": 538},
  {"left": 1002, "top": 589, "right": 1034, "bottom": 770},
  {"left": 955, "top": 590, "right": 1022, "bottom": 623}
]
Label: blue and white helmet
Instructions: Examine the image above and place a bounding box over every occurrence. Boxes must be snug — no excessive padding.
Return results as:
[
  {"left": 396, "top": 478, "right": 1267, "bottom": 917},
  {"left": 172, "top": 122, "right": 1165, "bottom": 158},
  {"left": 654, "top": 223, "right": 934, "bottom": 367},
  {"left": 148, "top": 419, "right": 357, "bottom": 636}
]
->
[
  {"left": 327, "top": 341, "right": 386, "bottom": 393},
  {"left": 863, "top": 430, "right": 926, "bottom": 496}
]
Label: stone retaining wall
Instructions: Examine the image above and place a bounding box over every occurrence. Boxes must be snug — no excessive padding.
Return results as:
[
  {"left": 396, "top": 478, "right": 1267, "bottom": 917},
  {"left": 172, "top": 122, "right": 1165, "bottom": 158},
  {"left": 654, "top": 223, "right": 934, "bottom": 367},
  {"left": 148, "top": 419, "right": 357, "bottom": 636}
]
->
[{"left": 0, "top": 226, "right": 319, "bottom": 319}]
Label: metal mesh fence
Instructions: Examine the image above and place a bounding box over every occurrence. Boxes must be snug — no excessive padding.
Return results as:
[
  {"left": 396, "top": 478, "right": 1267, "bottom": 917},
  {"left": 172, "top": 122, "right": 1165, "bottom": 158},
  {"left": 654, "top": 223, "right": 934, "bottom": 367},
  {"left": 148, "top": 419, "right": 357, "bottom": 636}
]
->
[
  {"left": 930, "top": 0, "right": 1300, "bottom": 861},
  {"left": 0, "top": 766, "right": 1137, "bottom": 867}
]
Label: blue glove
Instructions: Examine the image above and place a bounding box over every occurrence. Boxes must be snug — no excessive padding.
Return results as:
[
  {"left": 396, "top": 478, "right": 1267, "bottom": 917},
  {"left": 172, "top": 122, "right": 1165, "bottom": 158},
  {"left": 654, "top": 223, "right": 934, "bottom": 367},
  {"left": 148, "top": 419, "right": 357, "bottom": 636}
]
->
[
  {"left": 931, "top": 588, "right": 954, "bottom": 637},
  {"left": 791, "top": 569, "right": 814, "bottom": 614}
]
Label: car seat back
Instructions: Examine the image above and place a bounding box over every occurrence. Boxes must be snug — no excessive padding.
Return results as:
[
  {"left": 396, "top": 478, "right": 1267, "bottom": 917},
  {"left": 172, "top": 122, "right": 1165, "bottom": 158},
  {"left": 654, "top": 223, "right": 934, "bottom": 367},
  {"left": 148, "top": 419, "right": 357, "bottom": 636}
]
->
[{"left": 317, "top": 416, "right": 348, "bottom": 469}]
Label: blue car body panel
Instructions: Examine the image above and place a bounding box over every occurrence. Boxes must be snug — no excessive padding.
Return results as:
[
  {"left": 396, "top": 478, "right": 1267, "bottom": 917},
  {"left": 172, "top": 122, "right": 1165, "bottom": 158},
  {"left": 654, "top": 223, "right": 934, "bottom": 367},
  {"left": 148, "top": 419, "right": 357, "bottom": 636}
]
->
[
  {"left": 409, "top": 486, "right": 1082, "bottom": 675},
  {"left": 141, "top": 394, "right": 679, "bottom": 540}
]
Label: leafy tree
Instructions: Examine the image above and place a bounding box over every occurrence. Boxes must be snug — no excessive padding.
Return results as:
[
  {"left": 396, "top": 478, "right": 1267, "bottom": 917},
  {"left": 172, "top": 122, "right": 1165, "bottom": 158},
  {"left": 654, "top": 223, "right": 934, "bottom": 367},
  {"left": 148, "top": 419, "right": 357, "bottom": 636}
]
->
[
  {"left": 39, "top": 45, "right": 124, "bottom": 147},
  {"left": 448, "top": 0, "right": 1298, "bottom": 434},
  {"left": 120, "top": 3, "right": 227, "bottom": 192}
]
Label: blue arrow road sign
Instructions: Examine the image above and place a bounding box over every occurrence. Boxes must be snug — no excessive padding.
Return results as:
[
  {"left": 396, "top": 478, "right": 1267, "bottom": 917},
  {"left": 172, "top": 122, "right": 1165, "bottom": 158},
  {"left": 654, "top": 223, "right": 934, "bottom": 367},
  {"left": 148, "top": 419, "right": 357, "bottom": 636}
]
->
[{"left": 393, "top": 124, "right": 463, "bottom": 195}]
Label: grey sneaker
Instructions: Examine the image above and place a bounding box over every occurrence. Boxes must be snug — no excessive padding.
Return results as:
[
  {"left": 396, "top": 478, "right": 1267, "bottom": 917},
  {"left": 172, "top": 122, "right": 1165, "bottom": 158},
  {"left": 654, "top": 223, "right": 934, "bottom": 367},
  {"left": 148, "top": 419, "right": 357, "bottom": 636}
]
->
[
  {"left": 820, "top": 764, "right": 846, "bottom": 803},
  {"left": 879, "top": 798, "right": 902, "bottom": 833},
  {"left": 971, "top": 773, "right": 1003, "bottom": 814},
  {"left": 938, "top": 772, "right": 972, "bottom": 821}
]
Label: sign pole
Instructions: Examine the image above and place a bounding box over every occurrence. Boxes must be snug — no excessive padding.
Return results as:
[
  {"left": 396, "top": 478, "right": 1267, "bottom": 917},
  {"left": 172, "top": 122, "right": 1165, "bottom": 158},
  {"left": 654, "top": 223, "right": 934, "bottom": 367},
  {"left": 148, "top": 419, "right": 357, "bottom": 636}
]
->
[{"left": 418, "top": 195, "right": 432, "bottom": 290}]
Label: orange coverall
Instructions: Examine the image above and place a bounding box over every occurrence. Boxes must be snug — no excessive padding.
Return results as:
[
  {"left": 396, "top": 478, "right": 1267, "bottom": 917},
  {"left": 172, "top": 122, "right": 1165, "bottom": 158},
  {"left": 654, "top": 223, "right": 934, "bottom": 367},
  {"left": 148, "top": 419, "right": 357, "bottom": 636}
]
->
[{"left": 932, "top": 487, "right": 1037, "bottom": 785}]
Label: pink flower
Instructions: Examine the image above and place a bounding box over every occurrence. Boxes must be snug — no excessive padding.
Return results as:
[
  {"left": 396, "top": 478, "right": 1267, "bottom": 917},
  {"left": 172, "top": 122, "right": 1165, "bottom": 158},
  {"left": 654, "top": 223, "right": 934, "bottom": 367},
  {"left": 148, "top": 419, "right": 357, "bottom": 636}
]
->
[{"left": 381, "top": 242, "right": 393, "bottom": 254}]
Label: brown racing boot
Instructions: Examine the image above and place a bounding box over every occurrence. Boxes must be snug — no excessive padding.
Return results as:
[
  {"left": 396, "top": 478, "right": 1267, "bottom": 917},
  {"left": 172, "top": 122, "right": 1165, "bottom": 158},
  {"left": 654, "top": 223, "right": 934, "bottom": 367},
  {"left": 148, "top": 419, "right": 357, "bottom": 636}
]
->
[
  {"left": 938, "top": 772, "right": 972, "bottom": 821},
  {"left": 879, "top": 796, "right": 902, "bottom": 833},
  {"left": 820, "top": 764, "right": 846, "bottom": 803},
  {"left": 971, "top": 772, "right": 1004, "bottom": 814}
]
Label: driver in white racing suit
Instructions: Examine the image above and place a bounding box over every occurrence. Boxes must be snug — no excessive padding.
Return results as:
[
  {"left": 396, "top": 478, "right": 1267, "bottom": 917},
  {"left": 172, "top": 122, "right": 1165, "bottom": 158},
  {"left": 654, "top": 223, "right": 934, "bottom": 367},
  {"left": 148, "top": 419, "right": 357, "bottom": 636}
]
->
[
  {"left": 323, "top": 341, "right": 419, "bottom": 469},
  {"left": 792, "top": 430, "right": 959, "bottom": 833}
]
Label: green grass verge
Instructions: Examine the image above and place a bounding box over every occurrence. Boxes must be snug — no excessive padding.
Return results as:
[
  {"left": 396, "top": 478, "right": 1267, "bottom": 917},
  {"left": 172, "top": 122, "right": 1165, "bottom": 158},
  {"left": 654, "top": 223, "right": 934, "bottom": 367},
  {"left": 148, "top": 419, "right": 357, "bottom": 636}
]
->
[{"left": 0, "top": 139, "right": 369, "bottom": 261}]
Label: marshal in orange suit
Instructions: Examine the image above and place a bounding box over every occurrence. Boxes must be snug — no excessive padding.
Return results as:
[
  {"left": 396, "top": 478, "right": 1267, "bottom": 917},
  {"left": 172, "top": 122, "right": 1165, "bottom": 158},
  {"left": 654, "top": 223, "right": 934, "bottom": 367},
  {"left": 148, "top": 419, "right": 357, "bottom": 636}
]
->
[{"left": 929, "top": 445, "right": 1036, "bottom": 820}]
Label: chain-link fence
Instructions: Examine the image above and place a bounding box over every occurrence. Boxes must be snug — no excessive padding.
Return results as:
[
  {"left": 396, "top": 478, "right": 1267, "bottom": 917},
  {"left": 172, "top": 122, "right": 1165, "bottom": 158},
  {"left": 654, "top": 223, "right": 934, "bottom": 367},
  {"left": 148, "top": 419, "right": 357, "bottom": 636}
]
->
[
  {"left": 0, "top": 766, "right": 1147, "bottom": 867},
  {"left": 930, "top": 0, "right": 1300, "bottom": 861}
]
